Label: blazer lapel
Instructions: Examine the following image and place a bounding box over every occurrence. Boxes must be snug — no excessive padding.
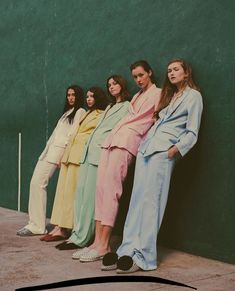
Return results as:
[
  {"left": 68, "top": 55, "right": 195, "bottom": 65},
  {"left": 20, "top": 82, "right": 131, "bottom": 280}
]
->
[
  {"left": 129, "top": 91, "right": 142, "bottom": 114},
  {"left": 135, "top": 84, "right": 157, "bottom": 113},
  {"left": 105, "top": 102, "right": 126, "bottom": 119},
  {"left": 95, "top": 105, "right": 110, "bottom": 127},
  {"left": 164, "top": 86, "right": 191, "bottom": 119},
  {"left": 129, "top": 84, "right": 157, "bottom": 114},
  {"left": 60, "top": 108, "right": 74, "bottom": 121},
  {"left": 79, "top": 110, "right": 99, "bottom": 130},
  {"left": 68, "top": 110, "right": 99, "bottom": 146}
]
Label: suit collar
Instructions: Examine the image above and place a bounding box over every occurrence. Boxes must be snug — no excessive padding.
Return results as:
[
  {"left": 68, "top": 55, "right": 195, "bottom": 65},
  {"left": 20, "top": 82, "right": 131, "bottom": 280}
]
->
[
  {"left": 79, "top": 109, "right": 101, "bottom": 126},
  {"left": 61, "top": 107, "right": 74, "bottom": 120},
  {"left": 105, "top": 101, "right": 128, "bottom": 118},
  {"left": 168, "top": 86, "right": 191, "bottom": 116},
  {"left": 158, "top": 86, "right": 191, "bottom": 121},
  {"left": 130, "top": 84, "right": 157, "bottom": 114},
  {"left": 94, "top": 102, "right": 127, "bottom": 126}
]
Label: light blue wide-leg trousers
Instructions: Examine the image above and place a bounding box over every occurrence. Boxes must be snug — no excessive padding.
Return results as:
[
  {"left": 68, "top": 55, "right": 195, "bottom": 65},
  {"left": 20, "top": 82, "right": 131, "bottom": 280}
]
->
[{"left": 117, "top": 151, "right": 176, "bottom": 270}]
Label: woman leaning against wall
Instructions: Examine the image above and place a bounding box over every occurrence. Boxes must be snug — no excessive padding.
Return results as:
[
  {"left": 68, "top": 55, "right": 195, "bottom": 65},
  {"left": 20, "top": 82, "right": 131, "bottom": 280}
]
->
[{"left": 17, "top": 85, "right": 85, "bottom": 236}]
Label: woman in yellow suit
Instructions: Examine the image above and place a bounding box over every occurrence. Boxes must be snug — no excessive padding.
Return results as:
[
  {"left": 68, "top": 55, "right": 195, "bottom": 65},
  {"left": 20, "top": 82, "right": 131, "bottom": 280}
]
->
[{"left": 41, "top": 87, "right": 109, "bottom": 241}]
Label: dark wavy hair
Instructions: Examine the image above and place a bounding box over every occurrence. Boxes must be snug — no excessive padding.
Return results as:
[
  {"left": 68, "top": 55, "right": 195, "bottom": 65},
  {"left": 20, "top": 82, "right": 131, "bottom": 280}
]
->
[
  {"left": 130, "top": 60, "right": 157, "bottom": 84},
  {"left": 87, "top": 86, "right": 109, "bottom": 110},
  {"left": 154, "top": 58, "right": 200, "bottom": 118},
  {"left": 106, "top": 75, "right": 130, "bottom": 104},
  {"left": 63, "top": 85, "right": 85, "bottom": 124}
]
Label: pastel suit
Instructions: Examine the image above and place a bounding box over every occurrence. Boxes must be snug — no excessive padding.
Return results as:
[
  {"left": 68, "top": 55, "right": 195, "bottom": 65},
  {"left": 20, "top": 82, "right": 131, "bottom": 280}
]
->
[
  {"left": 95, "top": 84, "right": 161, "bottom": 227},
  {"left": 117, "top": 86, "right": 203, "bottom": 270},
  {"left": 25, "top": 108, "right": 85, "bottom": 234},
  {"left": 69, "top": 101, "right": 129, "bottom": 246},
  {"left": 50, "top": 109, "right": 103, "bottom": 229}
]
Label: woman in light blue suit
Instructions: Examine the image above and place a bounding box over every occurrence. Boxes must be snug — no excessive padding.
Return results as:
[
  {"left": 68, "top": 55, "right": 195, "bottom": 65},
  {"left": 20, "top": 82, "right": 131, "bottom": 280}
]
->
[{"left": 102, "top": 59, "right": 203, "bottom": 273}]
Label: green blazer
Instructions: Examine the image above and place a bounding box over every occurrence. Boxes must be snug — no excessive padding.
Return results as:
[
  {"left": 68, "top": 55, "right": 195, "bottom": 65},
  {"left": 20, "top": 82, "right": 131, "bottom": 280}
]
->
[{"left": 80, "top": 101, "right": 129, "bottom": 165}]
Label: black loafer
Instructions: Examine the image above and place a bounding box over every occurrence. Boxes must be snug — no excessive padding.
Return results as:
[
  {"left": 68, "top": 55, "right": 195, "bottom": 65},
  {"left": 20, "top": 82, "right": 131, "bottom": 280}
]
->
[
  {"left": 55, "top": 241, "right": 67, "bottom": 249},
  {"left": 117, "top": 255, "right": 133, "bottom": 270},
  {"left": 57, "top": 242, "right": 79, "bottom": 250},
  {"left": 101, "top": 252, "right": 118, "bottom": 271},
  {"left": 116, "top": 256, "right": 140, "bottom": 273}
]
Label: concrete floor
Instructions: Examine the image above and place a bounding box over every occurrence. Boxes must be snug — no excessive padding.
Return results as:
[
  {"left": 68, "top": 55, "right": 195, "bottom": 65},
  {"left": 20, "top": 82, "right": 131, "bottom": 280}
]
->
[{"left": 0, "top": 207, "right": 234, "bottom": 291}]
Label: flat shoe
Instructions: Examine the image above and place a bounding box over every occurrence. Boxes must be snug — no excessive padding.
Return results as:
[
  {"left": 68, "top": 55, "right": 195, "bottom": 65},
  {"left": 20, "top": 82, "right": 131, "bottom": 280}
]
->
[
  {"left": 101, "top": 263, "right": 117, "bottom": 271},
  {"left": 116, "top": 256, "right": 140, "bottom": 274},
  {"left": 17, "top": 228, "right": 39, "bottom": 236},
  {"left": 44, "top": 235, "right": 66, "bottom": 242},
  {"left": 57, "top": 242, "right": 79, "bottom": 250},
  {"left": 55, "top": 241, "right": 67, "bottom": 249},
  {"left": 40, "top": 234, "right": 52, "bottom": 241},
  {"left": 101, "top": 252, "right": 118, "bottom": 271},
  {"left": 79, "top": 249, "right": 104, "bottom": 262},
  {"left": 72, "top": 247, "right": 90, "bottom": 260}
]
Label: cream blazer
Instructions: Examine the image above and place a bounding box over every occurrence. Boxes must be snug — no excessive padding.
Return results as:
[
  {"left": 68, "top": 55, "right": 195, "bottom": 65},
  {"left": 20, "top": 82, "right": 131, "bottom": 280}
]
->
[{"left": 39, "top": 107, "right": 85, "bottom": 164}]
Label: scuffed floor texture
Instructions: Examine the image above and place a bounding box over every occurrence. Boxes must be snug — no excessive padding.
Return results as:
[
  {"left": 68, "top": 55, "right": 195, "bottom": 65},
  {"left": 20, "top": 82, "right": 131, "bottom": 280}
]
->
[{"left": 0, "top": 207, "right": 234, "bottom": 291}]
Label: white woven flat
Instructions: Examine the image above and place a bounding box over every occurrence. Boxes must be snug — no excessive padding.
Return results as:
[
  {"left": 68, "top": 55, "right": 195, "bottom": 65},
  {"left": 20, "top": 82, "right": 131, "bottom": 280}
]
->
[
  {"left": 72, "top": 247, "right": 90, "bottom": 260},
  {"left": 101, "top": 263, "right": 117, "bottom": 271},
  {"left": 79, "top": 249, "right": 104, "bottom": 262},
  {"left": 16, "top": 228, "right": 40, "bottom": 236}
]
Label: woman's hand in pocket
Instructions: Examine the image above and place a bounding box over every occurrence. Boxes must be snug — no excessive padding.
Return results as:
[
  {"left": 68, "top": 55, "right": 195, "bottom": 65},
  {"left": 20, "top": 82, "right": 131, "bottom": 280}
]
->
[{"left": 167, "top": 145, "right": 179, "bottom": 159}]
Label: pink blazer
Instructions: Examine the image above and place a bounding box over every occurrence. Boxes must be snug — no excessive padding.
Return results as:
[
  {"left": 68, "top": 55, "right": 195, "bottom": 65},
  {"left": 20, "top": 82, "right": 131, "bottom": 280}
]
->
[{"left": 102, "top": 84, "right": 161, "bottom": 156}]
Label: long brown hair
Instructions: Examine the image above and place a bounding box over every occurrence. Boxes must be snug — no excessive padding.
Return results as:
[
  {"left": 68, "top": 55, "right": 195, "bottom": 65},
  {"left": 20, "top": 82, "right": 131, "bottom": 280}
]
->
[
  {"left": 106, "top": 75, "right": 130, "bottom": 103},
  {"left": 87, "top": 86, "right": 109, "bottom": 110},
  {"left": 63, "top": 85, "right": 84, "bottom": 124},
  {"left": 154, "top": 59, "right": 199, "bottom": 118}
]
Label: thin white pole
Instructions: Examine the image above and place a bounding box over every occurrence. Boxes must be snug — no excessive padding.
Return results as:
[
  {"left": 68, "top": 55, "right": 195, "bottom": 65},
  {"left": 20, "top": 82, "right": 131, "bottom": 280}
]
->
[{"left": 18, "top": 132, "right": 21, "bottom": 211}]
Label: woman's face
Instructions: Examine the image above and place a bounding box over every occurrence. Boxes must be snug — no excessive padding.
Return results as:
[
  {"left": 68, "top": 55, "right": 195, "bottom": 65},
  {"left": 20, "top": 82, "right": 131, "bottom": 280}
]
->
[
  {"left": 167, "top": 62, "right": 187, "bottom": 87},
  {"left": 132, "top": 66, "right": 152, "bottom": 91},
  {"left": 67, "top": 89, "right": 76, "bottom": 106},
  {"left": 108, "top": 78, "right": 122, "bottom": 98},
  {"left": 86, "top": 91, "right": 95, "bottom": 109}
]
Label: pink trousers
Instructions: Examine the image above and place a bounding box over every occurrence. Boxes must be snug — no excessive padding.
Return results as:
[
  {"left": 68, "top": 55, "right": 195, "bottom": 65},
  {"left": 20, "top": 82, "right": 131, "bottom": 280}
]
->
[{"left": 95, "top": 147, "right": 134, "bottom": 227}]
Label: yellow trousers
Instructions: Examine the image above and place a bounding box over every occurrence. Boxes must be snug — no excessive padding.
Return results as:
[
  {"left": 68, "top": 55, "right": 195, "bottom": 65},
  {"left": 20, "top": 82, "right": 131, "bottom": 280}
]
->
[{"left": 50, "top": 163, "right": 80, "bottom": 229}]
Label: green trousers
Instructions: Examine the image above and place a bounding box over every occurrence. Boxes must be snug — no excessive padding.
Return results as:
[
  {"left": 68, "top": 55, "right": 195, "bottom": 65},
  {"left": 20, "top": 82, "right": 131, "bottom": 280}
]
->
[{"left": 69, "top": 160, "right": 97, "bottom": 247}]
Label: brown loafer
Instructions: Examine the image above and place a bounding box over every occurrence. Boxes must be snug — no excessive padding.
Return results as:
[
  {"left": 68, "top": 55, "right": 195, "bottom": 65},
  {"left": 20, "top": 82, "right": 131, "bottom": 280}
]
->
[
  {"left": 44, "top": 235, "right": 66, "bottom": 242},
  {"left": 40, "top": 234, "right": 51, "bottom": 241}
]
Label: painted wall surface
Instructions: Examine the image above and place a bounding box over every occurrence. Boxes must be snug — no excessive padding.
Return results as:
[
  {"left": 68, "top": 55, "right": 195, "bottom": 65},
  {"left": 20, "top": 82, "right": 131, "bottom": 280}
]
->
[{"left": 0, "top": 0, "right": 234, "bottom": 264}]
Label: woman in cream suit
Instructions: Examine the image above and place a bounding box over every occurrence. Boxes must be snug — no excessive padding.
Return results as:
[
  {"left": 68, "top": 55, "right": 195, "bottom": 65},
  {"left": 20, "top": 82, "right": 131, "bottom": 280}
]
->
[
  {"left": 55, "top": 75, "right": 130, "bottom": 251},
  {"left": 17, "top": 85, "right": 85, "bottom": 236},
  {"left": 79, "top": 61, "right": 161, "bottom": 262},
  {"left": 102, "top": 59, "right": 203, "bottom": 273},
  {"left": 41, "top": 87, "right": 109, "bottom": 241}
]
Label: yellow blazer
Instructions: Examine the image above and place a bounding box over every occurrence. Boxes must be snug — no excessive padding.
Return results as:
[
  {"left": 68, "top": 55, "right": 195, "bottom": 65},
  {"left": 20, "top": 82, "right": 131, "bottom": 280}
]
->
[{"left": 61, "top": 109, "right": 103, "bottom": 165}]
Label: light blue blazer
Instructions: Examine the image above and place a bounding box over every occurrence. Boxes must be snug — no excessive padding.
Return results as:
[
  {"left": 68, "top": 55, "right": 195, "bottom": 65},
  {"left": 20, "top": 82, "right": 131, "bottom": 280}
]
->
[{"left": 139, "top": 86, "right": 203, "bottom": 157}]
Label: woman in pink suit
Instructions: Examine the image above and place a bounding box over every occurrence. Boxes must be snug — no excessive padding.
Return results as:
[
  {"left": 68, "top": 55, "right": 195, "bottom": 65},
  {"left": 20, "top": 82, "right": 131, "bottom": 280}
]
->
[{"left": 79, "top": 60, "right": 161, "bottom": 262}]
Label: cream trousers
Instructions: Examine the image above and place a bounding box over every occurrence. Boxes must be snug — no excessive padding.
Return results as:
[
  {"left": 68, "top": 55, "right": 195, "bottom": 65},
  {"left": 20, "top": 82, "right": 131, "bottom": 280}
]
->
[{"left": 25, "top": 160, "right": 57, "bottom": 234}]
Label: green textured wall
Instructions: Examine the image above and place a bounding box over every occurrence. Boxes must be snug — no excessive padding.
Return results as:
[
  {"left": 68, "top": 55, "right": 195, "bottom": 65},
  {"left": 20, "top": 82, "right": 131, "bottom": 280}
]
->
[{"left": 0, "top": 0, "right": 234, "bottom": 264}]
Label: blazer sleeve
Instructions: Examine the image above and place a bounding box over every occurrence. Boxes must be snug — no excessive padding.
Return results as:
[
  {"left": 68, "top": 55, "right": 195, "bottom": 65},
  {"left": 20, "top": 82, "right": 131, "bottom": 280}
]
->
[
  {"left": 175, "top": 91, "right": 203, "bottom": 157},
  {"left": 38, "top": 124, "right": 57, "bottom": 161}
]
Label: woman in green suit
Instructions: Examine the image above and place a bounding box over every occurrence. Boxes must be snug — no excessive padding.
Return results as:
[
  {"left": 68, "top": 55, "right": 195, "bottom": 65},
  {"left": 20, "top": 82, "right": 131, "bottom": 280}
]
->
[{"left": 56, "top": 75, "right": 130, "bottom": 251}]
